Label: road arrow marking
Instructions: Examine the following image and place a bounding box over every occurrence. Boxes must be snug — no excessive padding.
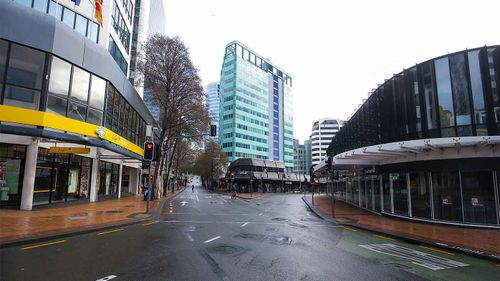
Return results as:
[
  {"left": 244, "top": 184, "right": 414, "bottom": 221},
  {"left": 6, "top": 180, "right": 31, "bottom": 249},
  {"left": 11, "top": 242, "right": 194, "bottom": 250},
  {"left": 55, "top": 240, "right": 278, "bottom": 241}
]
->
[
  {"left": 95, "top": 275, "right": 117, "bottom": 281},
  {"left": 240, "top": 222, "right": 249, "bottom": 227},
  {"left": 204, "top": 236, "right": 221, "bottom": 244},
  {"left": 181, "top": 201, "right": 188, "bottom": 206}
]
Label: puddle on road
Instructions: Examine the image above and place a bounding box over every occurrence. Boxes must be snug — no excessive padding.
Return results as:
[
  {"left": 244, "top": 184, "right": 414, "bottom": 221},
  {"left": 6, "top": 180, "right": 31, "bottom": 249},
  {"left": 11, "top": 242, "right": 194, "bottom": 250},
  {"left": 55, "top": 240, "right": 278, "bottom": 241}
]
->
[
  {"left": 209, "top": 244, "right": 246, "bottom": 255},
  {"left": 234, "top": 232, "right": 266, "bottom": 241},
  {"left": 288, "top": 222, "right": 308, "bottom": 229},
  {"left": 272, "top": 217, "right": 289, "bottom": 222}
]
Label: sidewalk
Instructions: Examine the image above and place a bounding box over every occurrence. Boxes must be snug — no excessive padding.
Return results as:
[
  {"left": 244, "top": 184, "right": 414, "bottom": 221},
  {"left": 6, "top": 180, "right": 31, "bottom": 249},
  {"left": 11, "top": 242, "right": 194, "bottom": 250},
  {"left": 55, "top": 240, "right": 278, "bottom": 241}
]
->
[
  {"left": 0, "top": 190, "right": 181, "bottom": 246},
  {"left": 303, "top": 194, "right": 500, "bottom": 261}
]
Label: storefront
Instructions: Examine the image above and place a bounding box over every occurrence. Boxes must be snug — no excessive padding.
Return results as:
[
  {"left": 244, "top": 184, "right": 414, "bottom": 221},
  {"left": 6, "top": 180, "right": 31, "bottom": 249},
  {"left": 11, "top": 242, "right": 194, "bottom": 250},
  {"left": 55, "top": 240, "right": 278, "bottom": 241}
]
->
[{"left": 0, "top": 144, "right": 25, "bottom": 208}]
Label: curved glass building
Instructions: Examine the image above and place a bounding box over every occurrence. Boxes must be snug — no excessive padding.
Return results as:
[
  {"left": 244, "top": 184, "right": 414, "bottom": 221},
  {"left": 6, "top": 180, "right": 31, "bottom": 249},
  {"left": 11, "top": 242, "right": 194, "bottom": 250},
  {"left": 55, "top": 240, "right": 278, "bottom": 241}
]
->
[
  {"left": 0, "top": 2, "right": 156, "bottom": 210},
  {"left": 326, "top": 45, "right": 500, "bottom": 227}
]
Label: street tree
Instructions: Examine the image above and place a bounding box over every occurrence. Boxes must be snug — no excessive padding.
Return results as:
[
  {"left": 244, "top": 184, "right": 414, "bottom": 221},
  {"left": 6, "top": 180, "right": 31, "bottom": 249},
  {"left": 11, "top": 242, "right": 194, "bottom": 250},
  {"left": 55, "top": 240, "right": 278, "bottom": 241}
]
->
[
  {"left": 136, "top": 35, "right": 209, "bottom": 195},
  {"left": 193, "top": 140, "right": 228, "bottom": 189}
]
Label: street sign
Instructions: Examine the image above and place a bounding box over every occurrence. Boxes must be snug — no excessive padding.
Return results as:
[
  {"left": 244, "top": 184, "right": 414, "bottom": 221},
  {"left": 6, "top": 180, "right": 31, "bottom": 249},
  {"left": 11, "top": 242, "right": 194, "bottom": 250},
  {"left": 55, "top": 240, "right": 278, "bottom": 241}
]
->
[{"left": 48, "top": 147, "right": 90, "bottom": 154}]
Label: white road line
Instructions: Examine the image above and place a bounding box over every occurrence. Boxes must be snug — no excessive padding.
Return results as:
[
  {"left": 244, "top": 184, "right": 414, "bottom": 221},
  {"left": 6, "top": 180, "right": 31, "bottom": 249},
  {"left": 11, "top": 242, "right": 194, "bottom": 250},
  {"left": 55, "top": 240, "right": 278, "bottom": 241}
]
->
[
  {"left": 203, "top": 236, "right": 221, "bottom": 244},
  {"left": 196, "top": 194, "right": 200, "bottom": 202},
  {"left": 186, "top": 233, "right": 194, "bottom": 242},
  {"left": 159, "top": 220, "right": 343, "bottom": 228},
  {"left": 96, "top": 275, "right": 117, "bottom": 281},
  {"left": 240, "top": 222, "right": 249, "bottom": 227},
  {"left": 258, "top": 213, "right": 263, "bottom": 216}
]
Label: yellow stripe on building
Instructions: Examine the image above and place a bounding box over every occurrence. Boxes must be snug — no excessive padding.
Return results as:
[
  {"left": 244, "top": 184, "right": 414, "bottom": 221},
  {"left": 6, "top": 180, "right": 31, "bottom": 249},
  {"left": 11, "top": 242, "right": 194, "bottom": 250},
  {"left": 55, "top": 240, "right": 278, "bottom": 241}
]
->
[{"left": 0, "top": 105, "right": 143, "bottom": 156}]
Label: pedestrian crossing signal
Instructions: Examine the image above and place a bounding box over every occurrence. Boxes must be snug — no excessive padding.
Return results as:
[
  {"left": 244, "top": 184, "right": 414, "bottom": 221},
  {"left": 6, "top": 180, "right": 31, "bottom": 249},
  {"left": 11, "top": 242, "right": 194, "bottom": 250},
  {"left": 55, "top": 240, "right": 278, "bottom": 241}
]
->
[{"left": 210, "top": 124, "right": 217, "bottom": 137}]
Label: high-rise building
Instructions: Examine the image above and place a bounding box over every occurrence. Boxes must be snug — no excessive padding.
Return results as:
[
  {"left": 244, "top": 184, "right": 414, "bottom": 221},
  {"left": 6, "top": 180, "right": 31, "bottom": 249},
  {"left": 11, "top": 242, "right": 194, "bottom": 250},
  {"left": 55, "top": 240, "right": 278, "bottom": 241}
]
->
[
  {"left": 293, "top": 139, "right": 311, "bottom": 175},
  {"left": 206, "top": 82, "right": 220, "bottom": 139},
  {"left": 219, "top": 41, "right": 294, "bottom": 171},
  {"left": 310, "top": 118, "right": 343, "bottom": 165}
]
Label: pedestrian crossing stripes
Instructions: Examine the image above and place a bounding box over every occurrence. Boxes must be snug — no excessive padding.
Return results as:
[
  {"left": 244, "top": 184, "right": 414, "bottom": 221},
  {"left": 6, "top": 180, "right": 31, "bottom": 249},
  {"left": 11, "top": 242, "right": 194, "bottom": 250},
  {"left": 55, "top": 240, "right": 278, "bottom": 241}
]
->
[{"left": 360, "top": 243, "right": 468, "bottom": 270}]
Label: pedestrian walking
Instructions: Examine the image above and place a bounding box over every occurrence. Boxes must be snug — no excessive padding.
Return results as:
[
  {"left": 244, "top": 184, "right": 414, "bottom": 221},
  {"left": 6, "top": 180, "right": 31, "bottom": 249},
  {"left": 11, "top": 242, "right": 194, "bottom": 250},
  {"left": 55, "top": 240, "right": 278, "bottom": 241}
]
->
[{"left": 192, "top": 184, "right": 195, "bottom": 193}]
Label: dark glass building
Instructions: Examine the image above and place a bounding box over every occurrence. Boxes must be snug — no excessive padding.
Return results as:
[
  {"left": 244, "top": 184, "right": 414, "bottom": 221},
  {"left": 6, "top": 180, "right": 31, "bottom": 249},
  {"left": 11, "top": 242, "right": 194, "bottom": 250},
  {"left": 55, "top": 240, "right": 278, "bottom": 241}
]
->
[{"left": 325, "top": 45, "right": 500, "bottom": 227}]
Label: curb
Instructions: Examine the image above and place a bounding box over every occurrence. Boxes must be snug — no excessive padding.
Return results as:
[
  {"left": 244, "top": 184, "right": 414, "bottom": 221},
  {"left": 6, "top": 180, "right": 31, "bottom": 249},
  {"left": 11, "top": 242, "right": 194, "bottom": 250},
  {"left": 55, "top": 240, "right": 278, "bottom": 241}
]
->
[
  {"left": 301, "top": 196, "right": 500, "bottom": 263},
  {"left": 0, "top": 188, "right": 187, "bottom": 249}
]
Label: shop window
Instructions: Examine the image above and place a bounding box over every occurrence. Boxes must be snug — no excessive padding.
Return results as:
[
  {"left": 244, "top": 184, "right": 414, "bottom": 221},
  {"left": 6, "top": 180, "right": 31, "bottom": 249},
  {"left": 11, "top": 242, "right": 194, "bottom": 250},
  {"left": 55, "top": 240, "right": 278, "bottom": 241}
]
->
[
  {"left": 373, "top": 176, "right": 381, "bottom": 212},
  {"left": 410, "top": 172, "right": 431, "bottom": 219},
  {"left": 70, "top": 66, "right": 90, "bottom": 103},
  {"left": 46, "top": 94, "right": 67, "bottom": 116},
  {"left": 461, "top": 171, "right": 497, "bottom": 225},
  {"left": 68, "top": 102, "right": 87, "bottom": 121},
  {"left": 382, "top": 174, "right": 391, "bottom": 212},
  {"left": 432, "top": 171, "right": 462, "bottom": 222},
  {"left": 48, "top": 56, "right": 71, "bottom": 98},
  {"left": 391, "top": 173, "right": 408, "bottom": 216},
  {"left": 33, "top": 148, "right": 53, "bottom": 206},
  {"left": 0, "top": 144, "right": 26, "bottom": 208},
  {"left": 62, "top": 7, "right": 75, "bottom": 28},
  {"left": 0, "top": 39, "right": 7, "bottom": 82},
  {"left": 74, "top": 14, "right": 88, "bottom": 37},
  {"left": 89, "top": 75, "right": 105, "bottom": 110},
  {"left": 51, "top": 153, "right": 69, "bottom": 203},
  {"left": 98, "top": 161, "right": 119, "bottom": 198},
  {"left": 33, "top": 0, "right": 48, "bottom": 13}
]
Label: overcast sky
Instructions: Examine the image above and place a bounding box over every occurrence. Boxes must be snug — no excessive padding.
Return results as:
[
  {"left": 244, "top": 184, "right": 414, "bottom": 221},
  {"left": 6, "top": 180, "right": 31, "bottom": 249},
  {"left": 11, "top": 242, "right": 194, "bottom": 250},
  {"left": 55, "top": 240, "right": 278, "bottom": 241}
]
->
[{"left": 165, "top": 0, "right": 499, "bottom": 142}]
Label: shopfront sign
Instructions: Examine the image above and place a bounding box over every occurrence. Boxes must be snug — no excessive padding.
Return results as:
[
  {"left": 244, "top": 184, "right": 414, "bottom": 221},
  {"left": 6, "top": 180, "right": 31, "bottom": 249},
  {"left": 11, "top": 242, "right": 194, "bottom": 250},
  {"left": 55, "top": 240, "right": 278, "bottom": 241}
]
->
[{"left": 48, "top": 147, "right": 91, "bottom": 154}]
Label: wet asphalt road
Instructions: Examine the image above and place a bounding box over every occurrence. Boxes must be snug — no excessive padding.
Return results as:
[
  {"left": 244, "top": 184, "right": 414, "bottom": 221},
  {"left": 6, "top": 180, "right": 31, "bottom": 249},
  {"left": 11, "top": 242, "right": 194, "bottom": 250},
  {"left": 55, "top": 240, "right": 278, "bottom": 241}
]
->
[{"left": 0, "top": 183, "right": 430, "bottom": 281}]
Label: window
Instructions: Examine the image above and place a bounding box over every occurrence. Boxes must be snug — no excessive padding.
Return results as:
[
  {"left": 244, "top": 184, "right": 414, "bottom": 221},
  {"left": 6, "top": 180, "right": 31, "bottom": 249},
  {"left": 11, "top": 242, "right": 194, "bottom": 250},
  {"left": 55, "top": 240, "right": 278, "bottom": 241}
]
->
[
  {"left": 432, "top": 171, "right": 462, "bottom": 222},
  {"left": 423, "top": 62, "right": 438, "bottom": 131},
  {"left": 449, "top": 53, "right": 472, "bottom": 128},
  {"left": 410, "top": 172, "right": 431, "bottom": 218},
  {"left": 89, "top": 75, "right": 105, "bottom": 110},
  {"left": 68, "top": 102, "right": 87, "bottom": 121},
  {"left": 112, "top": 1, "right": 131, "bottom": 52},
  {"left": 70, "top": 66, "right": 90, "bottom": 103},
  {"left": 87, "top": 21, "right": 99, "bottom": 43},
  {"left": 47, "top": 94, "right": 67, "bottom": 116},
  {"left": 108, "top": 37, "right": 128, "bottom": 75},
  {"left": 16, "top": 0, "right": 32, "bottom": 8},
  {"left": 435, "top": 57, "right": 455, "bottom": 136},
  {"left": 468, "top": 50, "right": 487, "bottom": 134},
  {"left": 62, "top": 7, "right": 75, "bottom": 28},
  {"left": 48, "top": 56, "right": 71, "bottom": 98},
  {"left": 461, "top": 171, "right": 497, "bottom": 225},
  {"left": 75, "top": 14, "right": 88, "bottom": 37},
  {"left": 33, "top": 0, "right": 48, "bottom": 13},
  {"left": 4, "top": 43, "right": 45, "bottom": 110},
  {"left": 0, "top": 40, "right": 7, "bottom": 82}
]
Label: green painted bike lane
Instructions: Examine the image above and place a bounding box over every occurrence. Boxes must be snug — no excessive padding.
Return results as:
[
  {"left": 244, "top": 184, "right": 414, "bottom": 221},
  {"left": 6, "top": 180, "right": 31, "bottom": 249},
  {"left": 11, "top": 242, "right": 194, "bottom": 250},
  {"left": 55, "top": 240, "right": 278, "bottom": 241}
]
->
[{"left": 337, "top": 226, "right": 500, "bottom": 281}]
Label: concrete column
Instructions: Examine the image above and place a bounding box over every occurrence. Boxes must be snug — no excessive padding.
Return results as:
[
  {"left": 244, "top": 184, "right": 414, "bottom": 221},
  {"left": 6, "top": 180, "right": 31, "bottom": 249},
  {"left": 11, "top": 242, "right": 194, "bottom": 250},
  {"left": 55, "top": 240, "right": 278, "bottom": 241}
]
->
[
  {"left": 117, "top": 161, "right": 123, "bottom": 198},
  {"left": 129, "top": 167, "right": 139, "bottom": 195},
  {"left": 20, "top": 138, "right": 39, "bottom": 210},
  {"left": 89, "top": 157, "right": 99, "bottom": 202}
]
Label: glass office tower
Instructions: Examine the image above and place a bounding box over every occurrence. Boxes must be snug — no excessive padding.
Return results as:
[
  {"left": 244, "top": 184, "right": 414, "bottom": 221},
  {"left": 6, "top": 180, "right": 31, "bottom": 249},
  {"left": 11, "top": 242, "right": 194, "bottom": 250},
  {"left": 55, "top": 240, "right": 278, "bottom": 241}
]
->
[
  {"left": 207, "top": 82, "right": 220, "bottom": 140},
  {"left": 219, "top": 41, "right": 294, "bottom": 171}
]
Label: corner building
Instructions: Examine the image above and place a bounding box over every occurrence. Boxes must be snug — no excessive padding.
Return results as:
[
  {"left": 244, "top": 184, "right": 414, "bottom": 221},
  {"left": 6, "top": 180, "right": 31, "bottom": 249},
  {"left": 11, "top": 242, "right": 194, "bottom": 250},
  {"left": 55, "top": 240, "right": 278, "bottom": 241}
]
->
[
  {"left": 0, "top": 2, "right": 155, "bottom": 210},
  {"left": 219, "top": 41, "right": 294, "bottom": 171},
  {"left": 327, "top": 45, "right": 500, "bottom": 227}
]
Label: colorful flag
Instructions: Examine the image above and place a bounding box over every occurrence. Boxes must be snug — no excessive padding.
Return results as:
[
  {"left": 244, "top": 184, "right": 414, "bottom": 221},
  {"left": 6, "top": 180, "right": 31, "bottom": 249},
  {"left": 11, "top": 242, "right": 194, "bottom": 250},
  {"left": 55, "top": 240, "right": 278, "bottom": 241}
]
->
[
  {"left": 95, "top": 0, "right": 103, "bottom": 26},
  {"left": 71, "top": 0, "right": 81, "bottom": 5}
]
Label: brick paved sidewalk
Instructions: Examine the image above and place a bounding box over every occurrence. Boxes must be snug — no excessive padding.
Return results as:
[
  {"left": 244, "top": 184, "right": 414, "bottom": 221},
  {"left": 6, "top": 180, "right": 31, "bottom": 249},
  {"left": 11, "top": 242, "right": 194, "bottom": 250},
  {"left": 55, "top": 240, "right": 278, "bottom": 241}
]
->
[
  {"left": 304, "top": 194, "right": 500, "bottom": 258},
  {"left": 0, "top": 191, "right": 180, "bottom": 243}
]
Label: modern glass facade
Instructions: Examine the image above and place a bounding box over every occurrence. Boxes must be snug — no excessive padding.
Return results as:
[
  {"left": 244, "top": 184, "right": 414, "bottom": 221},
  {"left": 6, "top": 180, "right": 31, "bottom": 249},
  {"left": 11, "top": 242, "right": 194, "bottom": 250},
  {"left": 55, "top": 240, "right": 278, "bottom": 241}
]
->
[
  {"left": 207, "top": 82, "right": 220, "bottom": 139},
  {"left": 219, "top": 41, "right": 294, "bottom": 171},
  {"left": 327, "top": 45, "right": 500, "bottom": 227}
]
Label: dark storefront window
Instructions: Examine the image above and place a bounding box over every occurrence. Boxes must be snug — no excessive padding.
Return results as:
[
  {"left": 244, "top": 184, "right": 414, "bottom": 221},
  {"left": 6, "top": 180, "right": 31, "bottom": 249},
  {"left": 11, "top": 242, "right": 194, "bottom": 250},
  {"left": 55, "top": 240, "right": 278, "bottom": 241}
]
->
[
  {"left": 0, "top": 40, "right": 7, "bottom": 83},
  {"left": 461, "top": 171, "right": 497, "bottom": 225},
  {"left": 410, "top": 172, "right": 431, "bottom": 219},
  {"left": 432, "top": 172, "right": 462, "bottom": 222},
  {"left": 449, "top": 53, "right": 473, "bottom": 136},
  {"left": 33, "top": 148, "right": 92, "bottom": 206},
  {"left": 382, "top": 174, "right": 391, "bottom": 212},
  {"left": 4, "top": 43, "right": 45, "bottom": 110},
  {"left": 435, "top": 57, "right": 456, "bottom": 137},
  {"left": 373, "top": 176, "right": 381, "bottom": 212},
  {"left": 468, "top": 50, "right": 487, "bottom": 135},
  {"left": 0, "top": 144, "right": 26, "bottom": 208},
  {"left": 98, "top": 161, "right": 119, "bottom": 198},
  {"left": 391, "top": 173, "right": 408, "bottom": 216}
]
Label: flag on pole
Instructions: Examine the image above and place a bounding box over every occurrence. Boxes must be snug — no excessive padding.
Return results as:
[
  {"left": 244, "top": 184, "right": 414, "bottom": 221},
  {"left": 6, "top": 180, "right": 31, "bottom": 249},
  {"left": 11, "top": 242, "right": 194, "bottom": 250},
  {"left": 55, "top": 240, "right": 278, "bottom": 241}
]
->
[
  {"left": 71, "top": 0, "right": 81, "bottom": 5},
  {"left": 95, "top": 0, "right": 103, "bottom": 26}
]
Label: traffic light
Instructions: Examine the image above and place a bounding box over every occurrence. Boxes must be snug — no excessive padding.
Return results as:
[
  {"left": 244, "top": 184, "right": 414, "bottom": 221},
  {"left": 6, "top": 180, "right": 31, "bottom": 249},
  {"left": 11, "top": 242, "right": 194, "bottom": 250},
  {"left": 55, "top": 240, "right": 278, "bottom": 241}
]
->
[
  {"left": 210, "top": 124, "right": 217, "bottom": 137},
  {"left": 143, "top": 141, "right": 154, "bottom": 160}
]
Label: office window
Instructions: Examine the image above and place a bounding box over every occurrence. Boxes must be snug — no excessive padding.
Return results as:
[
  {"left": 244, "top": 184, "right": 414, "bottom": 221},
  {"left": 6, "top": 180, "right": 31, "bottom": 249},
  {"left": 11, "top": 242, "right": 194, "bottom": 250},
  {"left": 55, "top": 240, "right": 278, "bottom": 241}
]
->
[
  {"left": 0, "top": 40, "right": 7, "bottom": 82},
  {"left": 422, "top": 62, "right": 438, "bottom": 131},
  {"left": 89, "top": 75, "right": 105, "bottom": 110},
  {"left": 33, "top": 0, "right": 48, "bottom": 13},
  {"left": 449, "top": 53, "right": 472, "bottom": 128},
  {"left": 435, "top": 57, "right": 455, "bottom": 136},
  {"left": 468, "top": 50, "right": 487, "bottom": 134},
  {"left": 87, "top": 21, "right": 99, "bottom": 43},
  {"left": 16, "top": 0, "right": 32, "bottom": 8},
  {"left": 70, "top": 67, "right": 90, "bottom": 103},
  {"left": 47, "top": 94, "right": 67, "bottom": 116},
  {"left": 75, "top": 14, "right": 88, "bottom": 37},
  {"left": 68, "top": 102, "right": 87, "bottom": 121},
  {"left": 48, "top": 56, "right": 71, "bottom": 98},
  {"left": 62, "top": 8, "right": 75, "bottom": 28}
]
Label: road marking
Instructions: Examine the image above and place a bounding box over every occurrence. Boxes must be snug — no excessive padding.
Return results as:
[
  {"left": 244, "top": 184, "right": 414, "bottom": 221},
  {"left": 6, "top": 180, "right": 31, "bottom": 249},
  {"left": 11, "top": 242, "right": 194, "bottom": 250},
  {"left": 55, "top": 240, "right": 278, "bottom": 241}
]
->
[
  {"left": 419, "top": 246, "right": 454, "bottom": 256},
  {"left": 343, "top": 226, "right": 357, "bottom": 232},
  {"left": 360, "top": 243, "right": 468, "bottom": 270},
  {"left": 160, "top": 220, "right": 343, "bottom": 228},
  {"left": 373, "top": 234, "right": 396, "bottom": 241},
  {"left": 142, "top": 221, "right": 159, "bottom": 226},
  {"left": 204, "top": 236, "right": 221, "bottom": 244},
  {"left": 196, "top": 194, "right": 200, "bottom": 201},
  {"left": 186, "top": 233, "right": 194, "bottom": 242},
  {"left": 258, "top": 213, "right": 263, "bottom": 216},
  {"left": 240, "top": 222, "right": 249, "bottom": 227},
  {"left": 21, "top": 240, "right": 66, "bottom": 250},
  {"left": 95, "top": 275, "right": 117, "bottom": 281},
  {"left": 181, "top": 201, "right": 188, "bottom": 206},
  {"left": 97, "top": 228, "right": 124, "bottom": 235}
]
